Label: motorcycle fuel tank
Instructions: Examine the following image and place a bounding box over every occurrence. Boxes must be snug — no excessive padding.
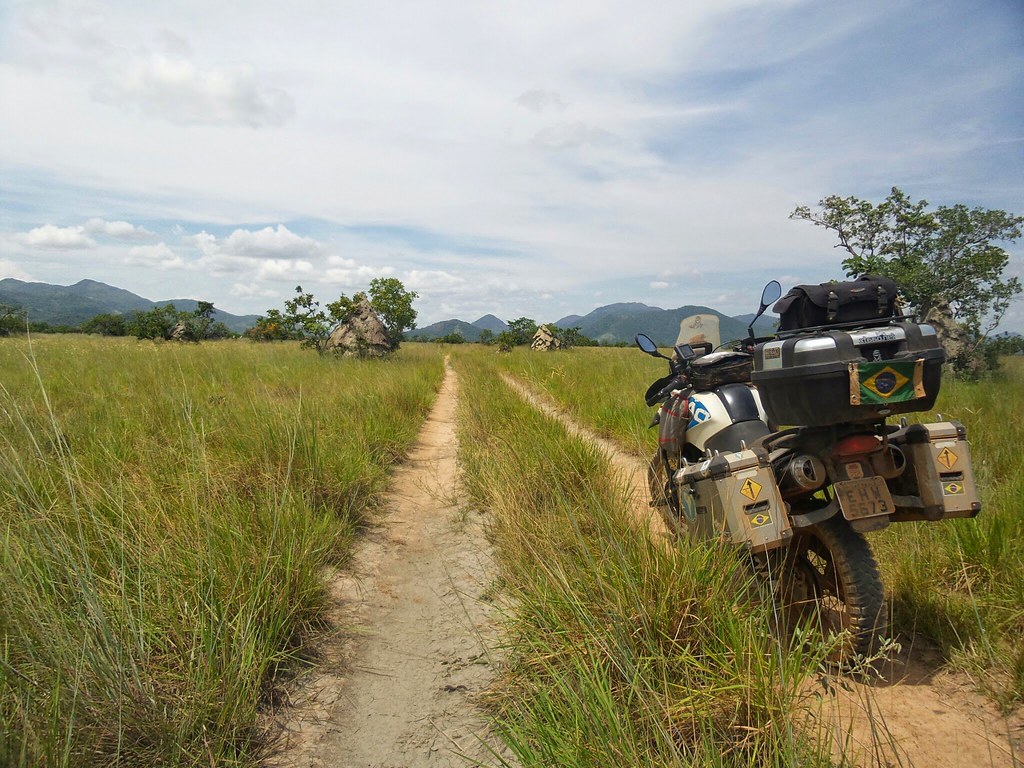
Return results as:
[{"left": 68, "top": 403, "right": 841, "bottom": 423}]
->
[{"left": 686, "top": 385, "right": 769, "bottom": 452}]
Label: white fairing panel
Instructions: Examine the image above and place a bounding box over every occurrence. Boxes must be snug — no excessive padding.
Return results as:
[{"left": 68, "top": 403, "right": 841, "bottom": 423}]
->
[{"left": 686, "top": 388, "right": 768, "bottom": 452}]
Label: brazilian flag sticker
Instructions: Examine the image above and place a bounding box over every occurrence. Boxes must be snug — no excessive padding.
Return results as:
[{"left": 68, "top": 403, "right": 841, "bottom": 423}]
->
[{"left": 849, "top": 359, "right": 925, "bottom": 405}]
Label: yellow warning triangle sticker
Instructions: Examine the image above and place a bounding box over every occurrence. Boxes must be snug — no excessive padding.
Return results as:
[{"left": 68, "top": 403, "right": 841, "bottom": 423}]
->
[
  {"left": 740, "top": 479, "right": 762, "bottom": 502},
  {"left": 937, "top": 447, "right": 958, "bottom": 470}
]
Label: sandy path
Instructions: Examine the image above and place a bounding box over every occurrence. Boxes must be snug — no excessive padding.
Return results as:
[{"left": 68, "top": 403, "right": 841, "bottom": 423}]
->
[
  {"left": 501, "top": 373, "right": 1022, "bottom": 768},
  {"left": 267, "top": 364, "right": 513, "bottom": 768}
]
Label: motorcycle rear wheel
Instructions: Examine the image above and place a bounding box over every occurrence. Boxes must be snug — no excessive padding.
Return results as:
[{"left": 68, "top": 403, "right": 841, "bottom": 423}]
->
[{"left": 778, "top": 514, "right": 887, "bottom": 663}]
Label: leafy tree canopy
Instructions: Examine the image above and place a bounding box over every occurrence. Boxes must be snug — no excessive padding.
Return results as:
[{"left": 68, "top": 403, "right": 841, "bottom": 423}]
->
[
  {"left": 81, "top": 313, "right": 128, "bottom": 336},
  {"left": 126, "top": 302, "right": 230, "bottom": 342},
  {"left": 791, "top": 187, "right": 1022, "bottom": 338},
  {"left": 506, "top": 317, "right": 538, "bottom": 346},
  {"left": 367, "top": 277, "right": 418, "bottom": 350},
  {"left": 551, "top": 325, "right": 593, "bottom": 349},
  {"left": 275, "top": 279, "right": 418, "bottom": 355},
  {"left": 436, "top": 330, "right": 465, "bottom": 344},
  {"left": 245, "top": 309, "right": 300, "bottom": 342},
  {"left": 282, "top": 287, "right": 340, "bottom": 354},
  {"left": 0, "top": 303, "right": 27, "bottom": 336},
  {"left": 128, "top": 304, "right": 180, "bottom": 340}
]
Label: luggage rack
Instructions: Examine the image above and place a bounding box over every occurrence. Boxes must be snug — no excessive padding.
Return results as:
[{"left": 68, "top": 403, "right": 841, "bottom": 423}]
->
[{"left": 772, "top": 314, "right": 919, "bottom": 339}]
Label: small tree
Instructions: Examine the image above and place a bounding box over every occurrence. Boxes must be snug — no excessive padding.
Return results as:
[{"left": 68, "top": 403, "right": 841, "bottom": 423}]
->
[
  {"left": 437, "top": 330, "right": 465, "bottom": 344},
  {"left": 552, "top": 325, "right": 590, "bottom": 349},
  {"left": 0, "top": 304, "right": 27, "bottom": 336},
  {"left": 792, "top": 187, "right": 1022, "bottom": 373},
  {"left": 81, "top": 313, "right": 127, "bottom": 336},
  {"left": 506, "top": 317, "right": 538, "bottom": 346},
  {"left": 478, "top": 329, "right": 495, "bottom": 346},
  {"left": 367, "top": 277, "right": 418, "bottom": 350},
  {"left": 283, "top": 287, "right": 341, "bottom": 355},
  {"left": 206, "top": 321, "right": 234, "bottom": 339},
  {"left": 496, "top": 331, "right": 516, "bottom": 352},
  {"left": 186, "top": 301, "right": 216, "bottom": 341},
  {"left": 128, "top": 304, "right": 181, "bottom": 340},
  {"left": 245, "top": 309, "right": 297, "bottom": 342}
]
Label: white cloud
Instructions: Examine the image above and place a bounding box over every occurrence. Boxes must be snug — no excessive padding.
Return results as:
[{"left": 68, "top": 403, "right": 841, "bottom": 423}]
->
[
  {"left": 185, "top": 226, "right": 327, "bottom": 277},
  {"left": 91, "top": 54, "right": 295, "bottom": 128},
  {"left": 125, "top": 242, "right": 185, "bottom": 270},
  {"left": 8, "top": 3, "right": 294, "bottom": 128},
  {"left": 16, "top": 224, "right": 95, "bottom": 249},
  {"left": 231, "top": 282, "right": 278, "bottom": 299},
  {"left": 220, "top": 225, "right": 321, "bottom": 259},
  {"left": 531, "top": 122, "right": 613, "bottom": 150},
  {"left": 176, "top": 225, "right": 384, "bottom": 287},
  {"left": 0, "top": 1, "right": 1020, "bottom": 326},
  {"left": 255, "top": 259, "right": 314, "bottom": 280},
  {"left": 154, "top": 28, "right": 193, "bottom": 58},
  {"left": 0, "top": 260, "right": 34, "bottom": 280},
  {"left": 188, "top": 231, "right": 219, "bottom": 256},
  {"left": 658, "top": 268, "right": 703, "bottom": 282},
  {"left": 650, "top": 281, "right": 671, "bottom": 290},
  {"left": 406, "top": 270, "right": 468, "bottom": 292},
  {"left": 516, "top": 89, "right": 567, "bottom": 113},
  {"left": 85, "top": 218, "right": 156, "bottom": 240},
  {"left": 321, "top": 255, "right": 394, "bottom": 284}
]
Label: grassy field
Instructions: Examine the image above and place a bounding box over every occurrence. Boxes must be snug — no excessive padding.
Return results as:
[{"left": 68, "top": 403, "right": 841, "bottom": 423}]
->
[
  {"left": 495, "top": 345, "right": 1024, "bottom": 705},
  {"left": 454, "top": 349, "right": 835, "bottom": 767},
  {"left": 0, "top": 336, "right": 445, "bottom": 766},
  {"left": 4, "top": 335, "right": 1018, "bottom": 766}
]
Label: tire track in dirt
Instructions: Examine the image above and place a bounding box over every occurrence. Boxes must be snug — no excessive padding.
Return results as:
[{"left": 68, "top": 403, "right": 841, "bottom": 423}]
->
[
  {"left": 498, "top": 372, "right": 667, "bottom": 538},
  {"left": 501, "top": 372, "right": 1022, "bottom": 768},
  {"left": 267, "top": 364, "right": 514, "bottom": 768}
]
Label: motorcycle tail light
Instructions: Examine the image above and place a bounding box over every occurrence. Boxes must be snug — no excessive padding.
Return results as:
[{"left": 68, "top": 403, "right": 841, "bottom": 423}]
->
[{"left": 832, "top": 434, "right": 881, "bottom": 457}]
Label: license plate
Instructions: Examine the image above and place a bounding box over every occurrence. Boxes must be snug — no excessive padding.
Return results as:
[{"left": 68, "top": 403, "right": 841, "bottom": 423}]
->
[{"left": 835, "top": 476, "right": 893, "bottom": 520}]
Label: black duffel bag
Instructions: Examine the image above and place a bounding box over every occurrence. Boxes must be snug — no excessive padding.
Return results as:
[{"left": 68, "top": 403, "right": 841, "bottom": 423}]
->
[
  {"left": 688, "top": 351, "right": 752, "bottom": 389},
  {"left": 773, "top": 275, "right": 898, "bottom": 331}
]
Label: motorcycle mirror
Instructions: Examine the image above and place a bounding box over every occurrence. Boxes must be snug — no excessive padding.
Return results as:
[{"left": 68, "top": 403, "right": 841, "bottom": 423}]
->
[
  {"left": 748, "top": 280, "right": 783, "bottom": 338},
  {"left": 634, "top": 333, "right": 667, "bottom": 358},
  {"left": 760, "top": 280, "right": 782, "bottom": 309}
]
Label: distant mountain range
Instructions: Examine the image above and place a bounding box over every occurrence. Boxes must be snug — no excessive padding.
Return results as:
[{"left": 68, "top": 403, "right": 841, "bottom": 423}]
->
[
  {"left": 411, "top": 303, "right": 775, "bottom": 346},
  {"left": 407, "top": 314, "right": 509, "bottom": 341},
  {"left": 0, "top": 278, "right": 261, "bottom": 333},
  {"left": 1, "top": 278, "right": 776, "bottom": 344}
]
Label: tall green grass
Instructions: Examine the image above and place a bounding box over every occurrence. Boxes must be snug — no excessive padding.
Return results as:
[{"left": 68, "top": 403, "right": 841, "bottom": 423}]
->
[
  {"left": 454, "top": 350, "right": 831, "bottom": 767},
  {"left": 0, "top": 336, "right": 444, "bottom": 766}
]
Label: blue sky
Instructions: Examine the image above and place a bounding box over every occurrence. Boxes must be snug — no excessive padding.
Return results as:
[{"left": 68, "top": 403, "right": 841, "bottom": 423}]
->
[{"left": 1, "top": 0, "right": 1022, "bottom": 329}]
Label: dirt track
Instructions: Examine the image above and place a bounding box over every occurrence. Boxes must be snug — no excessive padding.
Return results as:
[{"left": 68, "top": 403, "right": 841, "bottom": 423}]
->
[{"left": 267, "top": 364, "right": 512, "bottom": 767}]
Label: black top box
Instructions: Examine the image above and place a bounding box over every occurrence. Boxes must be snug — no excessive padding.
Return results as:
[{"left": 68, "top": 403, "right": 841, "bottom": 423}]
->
[{"left": 752, "top": 322, "right": 945, "bottom": 427}]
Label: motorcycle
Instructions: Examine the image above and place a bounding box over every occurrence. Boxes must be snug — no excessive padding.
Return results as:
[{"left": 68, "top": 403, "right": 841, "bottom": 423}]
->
[{"left": 635, "top": 279, "right": 982, "bottom": 659}]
